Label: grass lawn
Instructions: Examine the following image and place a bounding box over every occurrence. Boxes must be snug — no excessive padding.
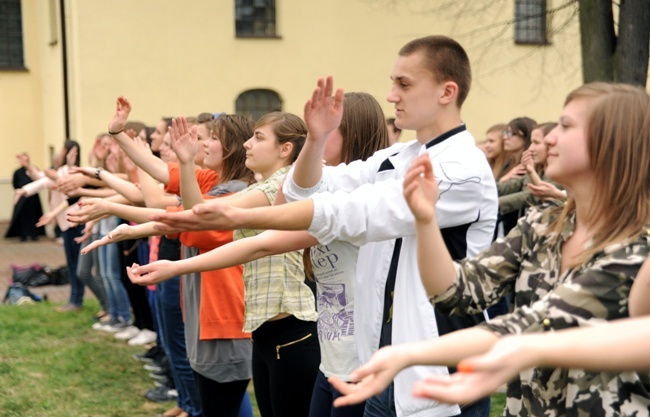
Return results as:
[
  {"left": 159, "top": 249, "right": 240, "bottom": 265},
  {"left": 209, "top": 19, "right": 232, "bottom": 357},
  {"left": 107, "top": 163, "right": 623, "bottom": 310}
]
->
[{"left": 0, "top": 298, "right": 505, "bottom": 416}]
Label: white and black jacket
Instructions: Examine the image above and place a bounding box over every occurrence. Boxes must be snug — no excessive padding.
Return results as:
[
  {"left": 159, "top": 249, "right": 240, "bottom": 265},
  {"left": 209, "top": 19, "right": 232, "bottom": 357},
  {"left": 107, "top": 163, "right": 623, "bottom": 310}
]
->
[{"left": 283, "top": 125, "right": 498, "bottom": 417}]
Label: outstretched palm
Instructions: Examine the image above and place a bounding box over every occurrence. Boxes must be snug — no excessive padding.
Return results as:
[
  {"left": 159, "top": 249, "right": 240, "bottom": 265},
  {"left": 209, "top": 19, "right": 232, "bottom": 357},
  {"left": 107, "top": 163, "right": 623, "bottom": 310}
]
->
[
  {"left": 108, "top": 96, "right": 132, "bottom": 133},
  {"left": 169, "top": 116, "right": 198, "bottom": 164},
  {"left": 304, "top": 76, "right": 344, "bottom": 142},
  {"left": 403, "top": 155, "right": 439, "bottom": 223}
]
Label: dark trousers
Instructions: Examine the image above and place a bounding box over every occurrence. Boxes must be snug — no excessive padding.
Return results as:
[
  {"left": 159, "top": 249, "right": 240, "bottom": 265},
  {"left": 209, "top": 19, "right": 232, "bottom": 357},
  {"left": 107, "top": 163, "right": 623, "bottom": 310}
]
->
[
  {"left": 309, "top": 370, "right": 365, "bottom": 417},
  {"left": 252, "top": 316, "right": 320, "bottom": 417},
  {"left": 62, "top": 225, "right": 84, "bottom": 306},
  {"left": 193, "top": 370, "right": 252, "bottom": 417}
]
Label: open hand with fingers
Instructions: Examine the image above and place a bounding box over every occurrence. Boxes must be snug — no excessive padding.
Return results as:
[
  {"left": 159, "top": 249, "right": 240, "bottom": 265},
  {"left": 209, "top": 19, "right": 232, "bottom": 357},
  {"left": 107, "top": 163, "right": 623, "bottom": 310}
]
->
[
  {"left": 36, "top": 212, "right": 55, "bottom": 228},
  {"left": 329, "top": 344, "right": 412, "bottom": 407},
  {"left": 410, "top": 336, "right": 535, "bottom": 405},
  {"left": 304, "top": 76, "right": 344, "bottom": 143},
  {"left": 403, "top": 154, "right": 439, "bottom": 224},
  {"left": 108, "top": 96, "right": 132, "bottom": 134},
  {"left": 80, "top": 223, "right": 133, "bottom": 254},
  {"left": 66, "top": 198, "right": 110, "bottom": 224},
  {"left": 150, "top": 202, "right": 238, "bottom": 232},
  {"left": 169, "top": 116, "right": 199, "bottom": 164}
]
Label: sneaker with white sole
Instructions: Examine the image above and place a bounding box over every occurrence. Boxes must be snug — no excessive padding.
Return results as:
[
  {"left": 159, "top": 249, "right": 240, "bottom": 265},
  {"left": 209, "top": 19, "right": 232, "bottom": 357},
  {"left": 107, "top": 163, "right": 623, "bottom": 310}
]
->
[
  {"left": 114, "top": 326, "right": 140, "bottom": 340},
  {"left": 127, "top": 329, "right": 157, "bottom": 346},
  {"left": 97, "top": 318, "right": 131, "bottom": 333}
]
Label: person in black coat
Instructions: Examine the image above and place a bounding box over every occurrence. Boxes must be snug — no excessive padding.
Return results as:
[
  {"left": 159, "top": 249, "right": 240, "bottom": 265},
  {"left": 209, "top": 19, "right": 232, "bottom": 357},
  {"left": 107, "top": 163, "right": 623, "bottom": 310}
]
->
[{"left": 6, "top": 155, "right": 46, "bottom": 241}]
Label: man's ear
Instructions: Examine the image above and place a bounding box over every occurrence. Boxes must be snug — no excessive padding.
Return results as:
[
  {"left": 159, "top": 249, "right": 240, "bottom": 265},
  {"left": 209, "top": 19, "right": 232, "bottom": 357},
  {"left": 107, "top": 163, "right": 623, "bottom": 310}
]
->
[{"left": 439, "top": 81, "right": 459, "bottom": 105}]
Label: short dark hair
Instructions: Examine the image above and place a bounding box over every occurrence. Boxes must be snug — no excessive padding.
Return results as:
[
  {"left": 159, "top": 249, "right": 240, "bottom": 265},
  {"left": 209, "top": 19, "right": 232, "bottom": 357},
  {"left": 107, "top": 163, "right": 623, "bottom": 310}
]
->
[{"left": 399, "top": 35, "right": 472, "bottom": 107}]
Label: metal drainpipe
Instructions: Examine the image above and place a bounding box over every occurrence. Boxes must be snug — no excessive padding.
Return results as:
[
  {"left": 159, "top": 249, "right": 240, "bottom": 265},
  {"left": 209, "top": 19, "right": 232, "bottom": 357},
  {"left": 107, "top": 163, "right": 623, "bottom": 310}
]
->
[{"left": 59, "top": 0, "right": 70, "bottom": 139}]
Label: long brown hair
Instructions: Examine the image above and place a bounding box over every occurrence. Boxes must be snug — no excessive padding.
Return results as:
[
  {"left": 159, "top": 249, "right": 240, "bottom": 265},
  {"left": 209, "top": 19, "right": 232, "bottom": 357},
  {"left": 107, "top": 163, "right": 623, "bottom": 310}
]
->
[
  {"left": 211, "top": 114, "right": 256, "bottom": 184},
  {"left": 304, "top": 93, "right": 391, "bottom": 278},
  {"left": 548, "top": 83, "right": 650, "bottom": 265},
  {"left": 339, "top": 92, "right": 390, "bottom": 164}
]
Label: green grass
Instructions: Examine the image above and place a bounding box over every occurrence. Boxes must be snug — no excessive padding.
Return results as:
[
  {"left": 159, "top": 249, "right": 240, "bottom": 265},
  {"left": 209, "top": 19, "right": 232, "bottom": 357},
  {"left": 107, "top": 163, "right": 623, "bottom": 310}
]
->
[{"left": 0, "top": 298, "right": 504, "bottom": 416}]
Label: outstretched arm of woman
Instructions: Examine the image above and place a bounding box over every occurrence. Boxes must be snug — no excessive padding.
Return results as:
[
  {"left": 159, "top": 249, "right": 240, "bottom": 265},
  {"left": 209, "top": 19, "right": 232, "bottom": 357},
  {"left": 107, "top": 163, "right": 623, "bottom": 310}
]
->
[
  {"left": 170, "top": 116, "right": 204, "bottom": 209},
  {"left": 291, "top": 76, "right": 345, "bottom": 189},
  {"left": 107, "top": 96, "right": 170, "bottom": 184},
  {"left": 69, "top": 166, "right": 143, "bottom": 204},
  {"left": 81, "top": 222, "right": 161, "bottom": 254},
  {"left": 406, "top": 315, "right": 650, "bottom": 406},
  {"left": 149, "top": 197, "right": 315, "bottom": 233},
  {"left": 127, "top": 229, "right": 318, "bottom": 286},
  {"left": 67, "top": 197, "right": 165, "bottom": 225},
  {"left": 328, "top": 326, "right": 498, "bottom": 407}
]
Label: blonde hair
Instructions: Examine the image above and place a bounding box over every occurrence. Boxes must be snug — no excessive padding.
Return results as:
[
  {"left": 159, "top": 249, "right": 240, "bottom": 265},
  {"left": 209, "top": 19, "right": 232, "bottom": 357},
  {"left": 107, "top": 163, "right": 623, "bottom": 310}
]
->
[
  {"left": 485, "top": 123, "right": 507, "bottom": 178},
  {"left": 548, "top": 83, "right": 650, "bottom": 266}
]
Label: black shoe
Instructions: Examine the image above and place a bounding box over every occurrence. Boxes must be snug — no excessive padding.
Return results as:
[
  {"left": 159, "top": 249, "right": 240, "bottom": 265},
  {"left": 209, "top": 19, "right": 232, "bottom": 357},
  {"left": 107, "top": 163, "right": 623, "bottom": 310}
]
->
[
  {"left": 144, "top": 386, "right": 178, "bottom": 403},
  {"left": 133, "top": 345, "right": 162, "bottom": 363},
  {"left": 149, "top": 369, "right": 169, "bottom": 381}
]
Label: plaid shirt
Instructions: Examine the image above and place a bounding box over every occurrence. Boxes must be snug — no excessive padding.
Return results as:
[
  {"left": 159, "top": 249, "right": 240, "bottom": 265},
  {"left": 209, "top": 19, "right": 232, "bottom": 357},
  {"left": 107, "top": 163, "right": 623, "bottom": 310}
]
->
[{"left": 234, "top": 166, "right": 317, "bottom": 332}]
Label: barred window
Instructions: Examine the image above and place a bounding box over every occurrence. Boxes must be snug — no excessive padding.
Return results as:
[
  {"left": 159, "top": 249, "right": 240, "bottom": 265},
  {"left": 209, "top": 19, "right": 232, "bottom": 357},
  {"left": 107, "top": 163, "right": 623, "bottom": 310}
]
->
[
  {"left": 514, "top": 0, "right": 548, "bottom": 45},
  {"left": 235, "top": 0, "right": 277, "bottom": 38},
  {"left": 236, "top": 89, "right": 282, "bottom": 122},
  {"left": 0, "top": 0, "right": 25, "bottom": 69}
]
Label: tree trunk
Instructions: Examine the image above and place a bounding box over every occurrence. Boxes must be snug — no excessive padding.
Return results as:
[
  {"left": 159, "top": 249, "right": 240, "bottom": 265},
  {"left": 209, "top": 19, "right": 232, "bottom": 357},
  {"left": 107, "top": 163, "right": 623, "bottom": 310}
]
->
[
  {"left": 614, "top": 0, "right": 650, "bottom": 87},
  {"left": 578, "top": 0, "right": 616, "bottom": 83}
]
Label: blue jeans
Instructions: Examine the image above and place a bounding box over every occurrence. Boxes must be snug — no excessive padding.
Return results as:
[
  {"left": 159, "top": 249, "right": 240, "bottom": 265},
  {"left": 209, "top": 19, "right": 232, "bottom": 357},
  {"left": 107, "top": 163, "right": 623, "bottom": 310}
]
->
[
  {"left": 158, "top": 277, "right": 201, "bottom": 417},
  {"left": 98, "top": 240, "right": 131, "bottom": 322},
  {"left": 76, "top": 232, "right": 109, "bottom": 312},
  {"left": 62, "top": 225, "right": 84, "bottom": 307},
  {"left": 310, "top": 371, "right": 365, "bottom": 417},
  {"left": 363, "top": 383, "right": 396, "bottom": 417},
  {"left": 364, "top": 383, "right": 490, "bottom": 417}
]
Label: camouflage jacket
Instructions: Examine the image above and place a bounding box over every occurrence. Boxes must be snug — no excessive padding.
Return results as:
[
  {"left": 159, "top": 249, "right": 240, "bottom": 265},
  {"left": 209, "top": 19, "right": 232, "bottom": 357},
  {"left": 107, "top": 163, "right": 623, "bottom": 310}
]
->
[{"left": 432, "top": 205, "right": 650, "bottom": 416}]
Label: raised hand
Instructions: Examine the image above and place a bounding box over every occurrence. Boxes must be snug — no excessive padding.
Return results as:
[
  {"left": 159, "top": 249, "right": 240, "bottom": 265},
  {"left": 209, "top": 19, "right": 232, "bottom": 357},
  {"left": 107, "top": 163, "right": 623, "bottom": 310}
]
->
[
  {"left": 16, "top": 152, "right": 30, "bottom": 168},
  {"left": 403, "top": 154, "right": 439, "bottom": 224},
  {"left": 169, "top": 116, "right": 199, "bottom": 164},
  {"left": 330, "top": 344, "right": 411, "bottom": 407},
  {"left": 304, "top": 76, "right": 344, "bottom": 142},
  {"left": 127, "top": 260, "right": 177, "bottom": 286},
  {"left": 108, "top": 96, "right": 132, "bottom": 134},
  {"left": 150, "top": 202, "right": 236, "bottom": 232},
  {"left": 66, "top": 198, "right": 109, "bottom": 224}
]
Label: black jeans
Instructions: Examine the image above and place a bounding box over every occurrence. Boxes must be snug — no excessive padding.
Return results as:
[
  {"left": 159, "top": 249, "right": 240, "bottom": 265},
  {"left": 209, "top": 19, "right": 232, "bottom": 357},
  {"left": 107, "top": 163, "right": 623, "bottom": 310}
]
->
[
  {"left": 193, "top": 370, "right": 250, "bottom": 417},
  {"left": 252, "top": 315, "right": 320, "bottom": 417}
]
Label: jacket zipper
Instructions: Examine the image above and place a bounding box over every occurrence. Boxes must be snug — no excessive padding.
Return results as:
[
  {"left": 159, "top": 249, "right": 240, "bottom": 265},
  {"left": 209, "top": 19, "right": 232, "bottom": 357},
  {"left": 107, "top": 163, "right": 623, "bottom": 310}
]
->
[{"left": 275, "top": 333, "right": 312, "bottom": 359}]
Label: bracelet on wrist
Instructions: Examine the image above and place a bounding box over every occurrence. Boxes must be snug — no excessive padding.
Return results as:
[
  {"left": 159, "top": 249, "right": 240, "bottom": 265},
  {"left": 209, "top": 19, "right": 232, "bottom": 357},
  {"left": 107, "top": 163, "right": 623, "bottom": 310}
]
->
[
  {"left": 95, "top": 167, "right": 103, "bottom": 180},
  {"left": 108, "top": 129, "right": 123, "bottom": 136}
]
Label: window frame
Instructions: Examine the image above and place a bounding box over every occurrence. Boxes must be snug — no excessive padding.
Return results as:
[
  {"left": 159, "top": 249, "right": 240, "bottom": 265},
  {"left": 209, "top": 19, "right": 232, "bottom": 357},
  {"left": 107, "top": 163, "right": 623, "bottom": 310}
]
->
[
  {"left": 513, "top": 0, "right": 550, "bottom": 46},
  {"left": 235, "top": 89, "right": 283, "bottom": 122},
  {"left": 0, "top": 0, "right": 26, "bottom": 71},
  {"left": 235, "top": 0, "right": 280, "bottom": 39}
]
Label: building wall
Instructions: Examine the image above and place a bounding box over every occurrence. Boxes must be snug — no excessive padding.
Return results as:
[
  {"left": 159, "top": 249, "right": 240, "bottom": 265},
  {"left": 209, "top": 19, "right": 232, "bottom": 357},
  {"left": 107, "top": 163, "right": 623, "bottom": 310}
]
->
[{"left": 1, "top": 0, "right": 590, "bottom": 220}]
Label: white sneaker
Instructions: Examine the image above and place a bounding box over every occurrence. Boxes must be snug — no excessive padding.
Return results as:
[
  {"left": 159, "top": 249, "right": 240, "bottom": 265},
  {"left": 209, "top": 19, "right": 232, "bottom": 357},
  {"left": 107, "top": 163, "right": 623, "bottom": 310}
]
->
[
  {"left": 114, "top": 326, "right": 140, "bottom": 340},
  {"left": 128, "top": 329, "right": 158, "bottom": 346}
]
